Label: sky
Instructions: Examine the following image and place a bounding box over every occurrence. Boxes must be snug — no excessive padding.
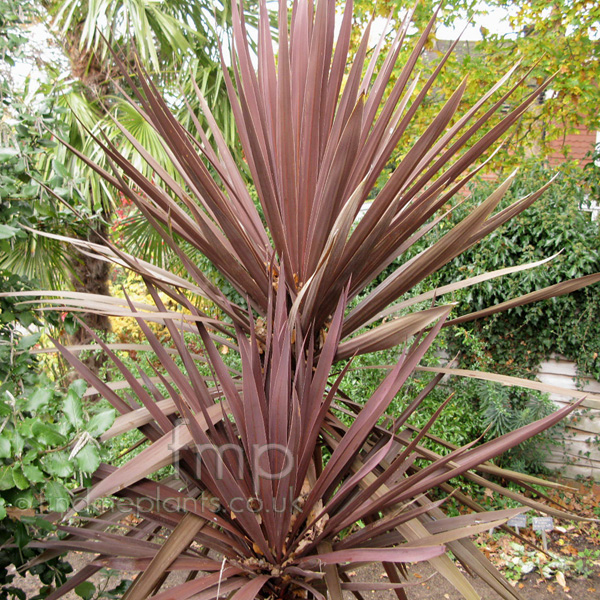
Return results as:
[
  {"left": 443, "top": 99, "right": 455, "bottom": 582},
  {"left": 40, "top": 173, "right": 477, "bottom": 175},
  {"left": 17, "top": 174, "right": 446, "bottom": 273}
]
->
[
  {"left": 8, "top": 21, "right": 68, "bottom": 97},
  {"left": 436, "top": 4, "right": 517, "bottom": 40},
  {"left": 363, "top": 3, "right": 516, "bottom": 52}
]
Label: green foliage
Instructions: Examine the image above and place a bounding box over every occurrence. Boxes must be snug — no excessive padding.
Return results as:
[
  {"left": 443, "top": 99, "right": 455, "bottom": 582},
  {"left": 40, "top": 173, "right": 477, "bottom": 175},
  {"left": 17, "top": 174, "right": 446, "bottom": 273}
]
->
[
  {"left": 380, "top": 160, "right": 600, "bottom": 473},
  {"left": 0, "top": 270, "right": 117, "bottom": 596},
  {"left": 0, "top": 273, "right": 41, "bottom": 391},
  {"left": 0, "top": 524, "right": 73, "bottom": 600},
  {"left": 74, "top": 576, "right": 131, "bottom": 600},
  {"left": 492, "top": 0, "right": 600, "bottom": 141},
  {"left": 583, "top": 146, "right": 600, "bottom": 204},
  {"left": 361, "top": 159, "right": 600, "bottom": 474},
  {"left": 1, "top": 0, "right": 248, "bottom": 289},
  {"left": 572, "top": 547, "right": 600, "bottom": 577},
  {"left": 437, "top": 160, "right": 600, "bottom": 380},
  {"left": 342, "top": 338, "right": 557, "bottom": 474},
  {"left": 351, "top": 0, "right": 600, "bottom": 160},
  {"left": 0, "top": 359, "right": 117, "bottom": 596},
  {"left": 477, "top": 382, "right": 557, "bottom": 473},
  {"left": 0, "top": 0, "right": 35, "bottom": 98},
  {"left": 0, "top": 88, "right": 103, "bottom": 288},
  {"left": 0, "top": 374, "right": 105, "bottom": 510},
  {"left": 0, "top": 271, "right": 71, "bottom": 595}
]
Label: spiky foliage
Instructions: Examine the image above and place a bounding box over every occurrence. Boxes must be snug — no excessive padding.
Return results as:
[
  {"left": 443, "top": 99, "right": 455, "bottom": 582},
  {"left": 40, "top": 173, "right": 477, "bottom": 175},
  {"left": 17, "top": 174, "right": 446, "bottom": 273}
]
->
[{"left": 10, "top": 1, "right": 600, "bottom": 599}]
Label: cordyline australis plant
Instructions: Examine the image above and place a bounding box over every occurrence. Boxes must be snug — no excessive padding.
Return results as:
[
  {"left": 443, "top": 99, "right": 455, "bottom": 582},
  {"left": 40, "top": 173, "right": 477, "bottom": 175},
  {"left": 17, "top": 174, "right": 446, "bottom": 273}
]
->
[{"left": 10, "top": 1, "right": 600, "bottom": 599}]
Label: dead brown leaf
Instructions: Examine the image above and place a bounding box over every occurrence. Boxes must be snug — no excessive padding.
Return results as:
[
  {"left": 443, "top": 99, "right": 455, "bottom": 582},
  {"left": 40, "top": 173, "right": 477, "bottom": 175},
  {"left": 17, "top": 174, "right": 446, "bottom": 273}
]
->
[{"left": 556, "top": 570, "right": 568, "bottom": 591}]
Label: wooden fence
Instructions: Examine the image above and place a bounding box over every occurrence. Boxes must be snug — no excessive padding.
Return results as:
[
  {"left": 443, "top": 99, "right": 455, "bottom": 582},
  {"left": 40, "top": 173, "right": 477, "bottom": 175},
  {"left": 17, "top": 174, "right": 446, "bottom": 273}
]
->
[{"left": 538, "top": 355, "right": 600, "bottom": 480}]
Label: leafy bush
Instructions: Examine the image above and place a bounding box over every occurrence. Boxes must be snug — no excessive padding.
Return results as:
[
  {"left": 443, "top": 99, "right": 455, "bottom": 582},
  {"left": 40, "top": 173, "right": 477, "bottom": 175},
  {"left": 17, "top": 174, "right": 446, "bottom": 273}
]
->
[
  {"left": 420, "top": 161, "right": 599, "bottom": 474},
  {"left": 0, "top": 368, "right": 118, "bottom": 598},
  {"left": 7, "top": 2, "right": 600, "bottom": 599},
  {"left": 435, "top": 160, "right": 600, "bottom": 380},
  {"left": 366, "top": 160, "right": 600, "bottom": 475},
  {"left": 477, "top": 382, "right": 557, "bottom": 472},
  {"left": 0, "top": 272, "right": 120, "bottom": 598}
]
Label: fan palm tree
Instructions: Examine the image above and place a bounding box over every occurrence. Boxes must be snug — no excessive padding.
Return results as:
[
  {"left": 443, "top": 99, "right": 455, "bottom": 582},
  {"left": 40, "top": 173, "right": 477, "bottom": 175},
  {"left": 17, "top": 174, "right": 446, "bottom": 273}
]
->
[{"left": 2, "top": 0, "right": 253, "bottom": 368}]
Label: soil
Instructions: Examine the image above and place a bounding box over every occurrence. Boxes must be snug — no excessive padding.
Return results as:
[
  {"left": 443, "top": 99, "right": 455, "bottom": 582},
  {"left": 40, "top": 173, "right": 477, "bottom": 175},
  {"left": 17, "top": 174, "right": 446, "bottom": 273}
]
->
[
  {"left": 352, "top": 561, "right": 600, "bottom": 600},
  {"left": 6, "top": 479, "right": 600, "bottom": 599}
]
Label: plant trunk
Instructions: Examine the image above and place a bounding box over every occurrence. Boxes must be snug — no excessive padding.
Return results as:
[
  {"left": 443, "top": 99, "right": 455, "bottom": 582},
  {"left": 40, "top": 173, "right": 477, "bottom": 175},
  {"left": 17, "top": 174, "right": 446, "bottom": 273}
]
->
[
  {"left": 62, "top": 23, "right": 116, "bottom": 377},
  {"left": 67, "top": 221, "right": 112, "bottom": 377}
]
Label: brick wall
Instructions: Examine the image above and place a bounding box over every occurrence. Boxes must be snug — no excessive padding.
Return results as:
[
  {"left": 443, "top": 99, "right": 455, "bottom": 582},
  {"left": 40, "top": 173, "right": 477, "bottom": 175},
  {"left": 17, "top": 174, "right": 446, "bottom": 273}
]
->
[{"left": 547, "top": 127, "right": 598, "bottom": 166}]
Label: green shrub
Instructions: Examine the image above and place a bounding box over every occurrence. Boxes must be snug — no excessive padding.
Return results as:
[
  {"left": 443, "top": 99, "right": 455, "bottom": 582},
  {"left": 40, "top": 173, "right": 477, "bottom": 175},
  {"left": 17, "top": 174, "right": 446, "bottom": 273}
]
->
[
  {"left": 0, "top": 272, "right": 122, "bottom": 598},
  {"left": 437, "top": 160, "right": 600, "bottom": 380}
]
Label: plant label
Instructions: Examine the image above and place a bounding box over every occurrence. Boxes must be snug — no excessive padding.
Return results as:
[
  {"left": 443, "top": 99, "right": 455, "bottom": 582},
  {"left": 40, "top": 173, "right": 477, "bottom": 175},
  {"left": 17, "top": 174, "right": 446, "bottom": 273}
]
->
[
  {"left": 532, "top": 517, "right": 554, "bottom": 531},
  {"left": 507, "top": 514, "right": 527, "bottom": 535},
  {"left": 532, "top": 516, "right": 554, "bottom": 552},
  {"left": 507, "top": 515, "right": 527, "bottom": 529}
]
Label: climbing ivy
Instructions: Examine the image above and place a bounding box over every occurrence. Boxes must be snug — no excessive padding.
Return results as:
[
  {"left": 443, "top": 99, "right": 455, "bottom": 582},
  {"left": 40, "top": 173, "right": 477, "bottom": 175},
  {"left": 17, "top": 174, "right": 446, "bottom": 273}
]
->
[{"left": 436, "top": 159, "right": 600, "bottom": 381}]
